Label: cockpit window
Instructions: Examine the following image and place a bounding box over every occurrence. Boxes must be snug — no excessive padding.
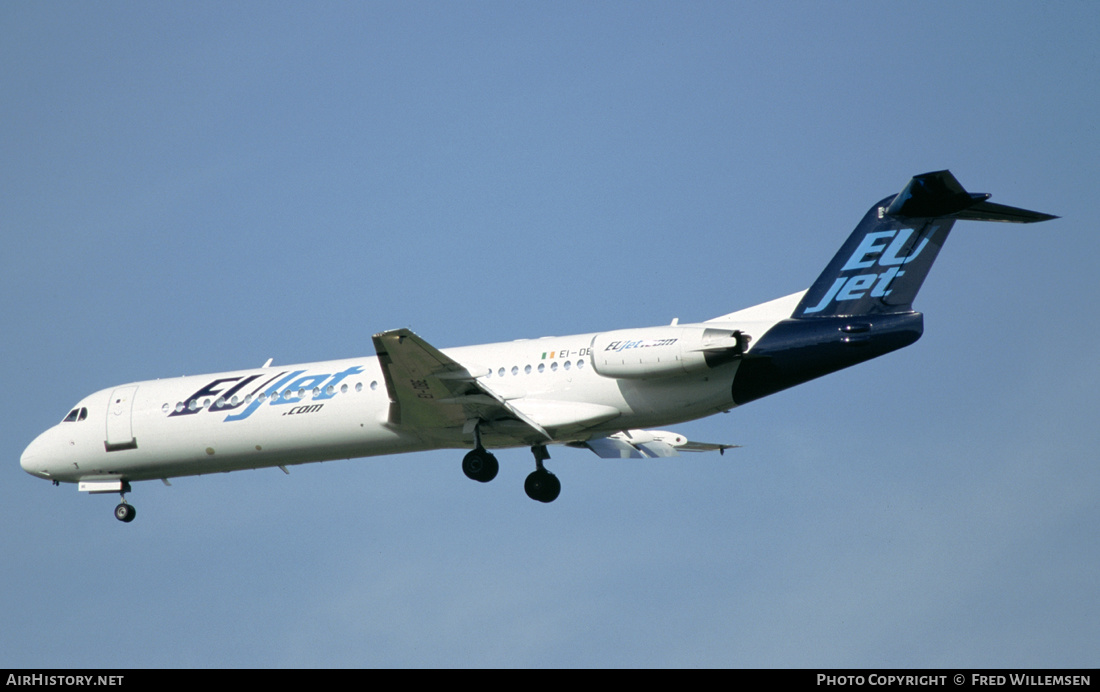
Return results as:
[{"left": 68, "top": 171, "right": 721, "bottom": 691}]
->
[{"left": 62, "top": 407, "right": 89, "bottom": 423}]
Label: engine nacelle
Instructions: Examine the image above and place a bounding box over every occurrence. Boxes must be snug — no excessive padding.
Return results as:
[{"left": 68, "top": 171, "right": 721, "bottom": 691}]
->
[{"left": 589, "top": 326, "right": 746, "bottom": 379}]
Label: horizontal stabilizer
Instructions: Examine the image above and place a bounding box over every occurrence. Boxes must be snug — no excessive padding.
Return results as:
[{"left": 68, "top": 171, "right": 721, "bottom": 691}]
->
[
  {"left": 953, "top": 200, "right": 1058, "bottom": 223},
  {"left": 885, "top": 170, "right": 1057, "bottom": 223},
  {"left": 884, "top": 170, "right": 983, "bottom": 218}
]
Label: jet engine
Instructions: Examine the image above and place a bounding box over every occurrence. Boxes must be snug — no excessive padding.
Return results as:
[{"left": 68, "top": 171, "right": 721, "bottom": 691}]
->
[{"left": 589, "top": 326, "right": 746, "bottom": 379}]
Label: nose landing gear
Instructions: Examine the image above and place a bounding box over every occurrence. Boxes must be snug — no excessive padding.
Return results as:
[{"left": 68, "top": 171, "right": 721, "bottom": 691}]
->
[
  {"left": 114, "top": 502, "right": 136, "bottom": 523},
  {"left": 114, "top": 482, "right": 136, "bottom": 523}
]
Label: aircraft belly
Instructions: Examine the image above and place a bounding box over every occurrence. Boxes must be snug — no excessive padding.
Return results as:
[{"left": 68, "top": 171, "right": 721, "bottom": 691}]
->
[{"left": 103, "top": 416, "right": 427, "bottom": 481}]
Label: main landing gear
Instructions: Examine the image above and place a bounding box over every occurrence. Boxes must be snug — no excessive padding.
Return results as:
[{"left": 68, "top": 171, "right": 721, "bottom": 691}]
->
[
  {"left": 461, "top": 439, "right": 560, "bottom": 503},
  {"left": 524, "top": 445, "right": 560, "bottom": 504},
  {"left": 462, "top": 447, "right": 499, "bottom": 483},
  {"left": 114, "top": 483, "right": 136, "bottom": 523},
  {"left": 462, "top": 420, "right": 499, "bottom": 483}
]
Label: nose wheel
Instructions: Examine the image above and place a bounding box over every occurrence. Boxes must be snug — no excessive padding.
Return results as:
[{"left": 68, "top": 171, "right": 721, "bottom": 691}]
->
[
  {"left": 114, "top": 484, "right": 136, "bottom": 523},
  {"left": 114, "top": 502, "right": 136, "bottom": 522}
]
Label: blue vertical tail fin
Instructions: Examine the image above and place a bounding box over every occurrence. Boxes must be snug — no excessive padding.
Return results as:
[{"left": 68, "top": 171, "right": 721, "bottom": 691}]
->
[
  {"left": 730, "top": 170, "right": 1055, "bottom": 406},
  {"left": 793, "top": 170, "right": 1056, "bottom": 319}
]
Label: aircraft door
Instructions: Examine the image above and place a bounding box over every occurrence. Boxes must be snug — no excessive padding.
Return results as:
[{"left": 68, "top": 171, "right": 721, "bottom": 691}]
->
[{"left": 105, "top": 385, "right": 139, "bottom": 451}]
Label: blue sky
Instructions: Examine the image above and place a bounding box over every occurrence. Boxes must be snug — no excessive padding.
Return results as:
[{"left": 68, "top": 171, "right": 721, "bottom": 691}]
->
[{"left": 2, "top": 2, "right": 1096, "bottom": 668}]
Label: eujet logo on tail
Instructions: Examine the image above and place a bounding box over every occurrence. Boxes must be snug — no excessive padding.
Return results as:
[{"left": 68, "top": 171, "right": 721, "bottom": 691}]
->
[
  {"left": 169, "top": 366, "right": 364, "bottom": 422},
  {"left": 803, "top": 226, "right": 929, "bottom": 314}
]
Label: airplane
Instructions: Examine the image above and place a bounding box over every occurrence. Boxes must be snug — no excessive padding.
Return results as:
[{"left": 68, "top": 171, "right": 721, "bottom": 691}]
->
[{"left": 20, "top": 171, "right": 1056, "bottom": 522}]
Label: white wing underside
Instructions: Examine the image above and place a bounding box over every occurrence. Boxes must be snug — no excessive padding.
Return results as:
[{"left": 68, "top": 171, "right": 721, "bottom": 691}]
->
[{"left": 581, "top": 430, "right": 738, "bottom": 459}]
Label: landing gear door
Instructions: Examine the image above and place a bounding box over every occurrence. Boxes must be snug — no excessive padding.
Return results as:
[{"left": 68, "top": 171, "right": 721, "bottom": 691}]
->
[{"left": 105, "top": 385, "right": 139, "bottom": 451}]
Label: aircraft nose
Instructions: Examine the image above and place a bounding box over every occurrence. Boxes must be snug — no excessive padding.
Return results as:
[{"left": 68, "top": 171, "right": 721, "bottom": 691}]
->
[{"left": 21, "top": 432, "right": 53, "bottom": 480}]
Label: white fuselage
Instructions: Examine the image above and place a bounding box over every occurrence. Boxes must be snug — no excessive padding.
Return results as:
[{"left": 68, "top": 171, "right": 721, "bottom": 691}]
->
[{"left": 20, "top": 296, "right": 797, "bottom": 487}]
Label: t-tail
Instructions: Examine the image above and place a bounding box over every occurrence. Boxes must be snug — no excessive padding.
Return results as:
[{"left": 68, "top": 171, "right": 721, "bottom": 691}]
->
[
  {"left": 730, "top": 170, "right": 1056, "bottom": 405},
  {"left": 794, "top": 170, "right": 1057, "bottom": 318}
]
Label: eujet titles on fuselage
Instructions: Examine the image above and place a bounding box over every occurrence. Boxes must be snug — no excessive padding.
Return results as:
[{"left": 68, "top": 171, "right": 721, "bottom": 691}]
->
[{"left": 21, "top": 171, "right": 1056, "bottom": 521}]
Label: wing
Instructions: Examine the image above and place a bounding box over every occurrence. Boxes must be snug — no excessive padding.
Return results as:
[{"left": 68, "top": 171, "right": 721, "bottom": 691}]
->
[
  {"left": 373, "top": 328, "right": 489, "bottom": 429},
  {"left": 373, "top": 328, "right": 545, "bottom": 440},
  {"left": 372, "top": 328, "right": 621, "bottom": 447},
  {"left": 580, "top": 429, "right": 738, "bottom": 459}
]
